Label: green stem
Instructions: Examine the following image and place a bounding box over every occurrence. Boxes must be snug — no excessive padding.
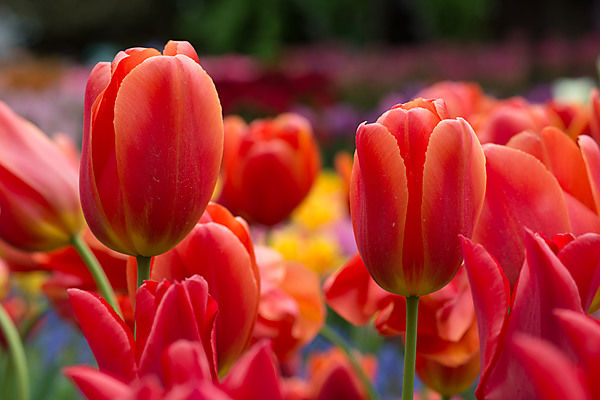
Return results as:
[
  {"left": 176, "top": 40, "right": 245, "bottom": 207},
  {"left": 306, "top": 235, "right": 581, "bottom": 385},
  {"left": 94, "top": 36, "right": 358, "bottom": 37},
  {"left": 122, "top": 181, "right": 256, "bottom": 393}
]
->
[
  {"left": 402, "top": 296, "right": 419, "bottom": 400},
  {"left": 0, "top": 302, "right": 29, "bottom": 400},
  {"left": 136, "top": 256, "right": 152, "bottom": 290},
  {"left": 320, "top": 324, "right": 380, "bottom": 400},
  {"left": 441, "top": 395, "right": 451, "bottom": 400},
  {"left": 71, "top": 234, "right": 122, "bottom": 318}
]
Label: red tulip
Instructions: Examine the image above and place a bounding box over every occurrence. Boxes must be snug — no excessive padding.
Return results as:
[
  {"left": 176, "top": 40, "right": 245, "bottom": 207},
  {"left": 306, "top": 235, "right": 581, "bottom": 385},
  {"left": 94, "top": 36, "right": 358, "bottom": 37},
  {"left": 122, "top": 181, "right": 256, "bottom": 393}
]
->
[
  {"left": 550, "top": 233, "right": 600, "bottom": 313},
  {"left": 350, "top": 98, "right": 486, "bottom": 296},
  {"left": 461, "top": 231, "right": 583, "bottom": 399},
  {"left": 147, "top": 202, "right": 260, "bottom": 374},
  {"left": 66, "top": 275, "right": 282, "bottom": 399},
  {"left": 80, "top": 40, "right": 223, "bottom": 256},
  {"left": 0, "top": 101, "right": 83, "bottom": 251},
  {"left": 65, "top": 276, "right": 219, "bottom": 392},
  {"left": 218, "top": 113, "right": 321, "bottom": 226}
]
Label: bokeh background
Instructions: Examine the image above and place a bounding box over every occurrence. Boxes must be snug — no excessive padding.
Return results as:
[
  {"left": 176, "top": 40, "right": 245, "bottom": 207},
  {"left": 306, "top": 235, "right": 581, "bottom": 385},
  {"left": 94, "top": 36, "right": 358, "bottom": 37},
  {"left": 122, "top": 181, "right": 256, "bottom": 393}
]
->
[{"left": 2, "top": 0, "right": 600, "bottom": 164}]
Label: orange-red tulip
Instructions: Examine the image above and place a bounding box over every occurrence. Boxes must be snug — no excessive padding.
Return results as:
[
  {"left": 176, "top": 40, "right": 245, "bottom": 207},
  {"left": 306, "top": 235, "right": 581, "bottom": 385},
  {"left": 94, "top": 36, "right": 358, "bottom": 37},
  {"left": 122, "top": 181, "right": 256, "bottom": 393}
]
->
[
  {"left": 350, "top": 98, "right": 486, "bottom": 296},
  {"left": 80, "top": 41, "right": 223, "bottom": 256},
  {"left": 218, "top": 113, "right": 321, "bottom": 226},
  {"left": 0, "top": 101, "right": 83, "bottom": 252}
]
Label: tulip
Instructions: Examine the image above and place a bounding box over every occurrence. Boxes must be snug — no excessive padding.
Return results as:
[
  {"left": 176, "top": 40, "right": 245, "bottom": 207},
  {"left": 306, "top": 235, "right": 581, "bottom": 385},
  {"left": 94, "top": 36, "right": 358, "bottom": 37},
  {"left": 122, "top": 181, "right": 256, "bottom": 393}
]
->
[
  {"left": 461, "top": 231, "right": 584, "bottom": 399},
  {"left": 66, "top": 276, "right": 219, "bottom": 386},
  {"left": 350, "top": 98, "right": 486, "bottom": 297},
  {"left": 218, "top": 113, "right": 321, "bottom": 226},
  {"left": 66, "top": 275, "right": 282, "bottom": 399},
  {"left": 80, "top": 40, "right": 223, "bottom": 257},
  {"left": 145, "top": 202, "right": 260, "bottom": 374},
  {"left": 0, "top": 101, "right": 83, "bottom": 252}
]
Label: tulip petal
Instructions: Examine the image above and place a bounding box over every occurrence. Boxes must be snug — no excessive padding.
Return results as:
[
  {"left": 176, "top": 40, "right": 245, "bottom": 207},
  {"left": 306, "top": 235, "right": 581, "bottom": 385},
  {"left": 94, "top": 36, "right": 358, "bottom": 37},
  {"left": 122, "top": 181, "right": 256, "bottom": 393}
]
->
[
  {"left": 163, "top": 40, "right": 200, "bottom": 63},
  {"left": 138, "top": 281, "right": 205, "bottom": 378},
  {"left": 63, "top": 366, "right": 130, "bottom": 400},
  {"left": 579, "top": 135, "right": 600, "bottom": 213},
  {"left": 557, "top": 233, "right": 600, "bottom": 312},
  {"left": 554, "top": 309, "right": 600, "bottom": 399},
  {"left": 67, "top": 289, "right": 136, "bottom": 382},
  {"left": 539, "top": 127, "right": 596, "bottom": 212},
  {"left": 421, "top": 118, "right": 486, "bottom": 294},
  {"left": 472, "top": 144, "right": 571, "bottom": 288},
  {"left": 510, "top": 334, "right": 590, "bottom": 400},
  {"left": 111, "top": 54, "right": 223, "bottom": 255},
  {"left": 460, "top": 237, "right": 510, "bottom": 396},
  {"left": 221, "top": 341, "right": 283, "bottom": 400},
  {"left": 482, "top": 231, "right": 583, "bottom": 399},
  {"left": 237, "top": 140, "right": 307, "bottom": 225},
  {"left": 350, "top": 122, "right": 408, "bottom": 294},
  {"left": 563, "top": 191, "right": 600, "bottom": 235},
  {"left": 161, "top": 340, "right": 214, "bottom": 387},
  {"left": 323, "top": 253, "right": 391, "bottom": 326}
]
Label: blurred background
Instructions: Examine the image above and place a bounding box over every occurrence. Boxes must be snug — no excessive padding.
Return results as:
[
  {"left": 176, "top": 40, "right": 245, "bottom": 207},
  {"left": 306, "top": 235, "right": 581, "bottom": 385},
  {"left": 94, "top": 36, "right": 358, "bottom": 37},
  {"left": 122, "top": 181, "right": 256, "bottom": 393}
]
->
[{"left": 1, "top": 0, "right": 600, "bottom": 158}]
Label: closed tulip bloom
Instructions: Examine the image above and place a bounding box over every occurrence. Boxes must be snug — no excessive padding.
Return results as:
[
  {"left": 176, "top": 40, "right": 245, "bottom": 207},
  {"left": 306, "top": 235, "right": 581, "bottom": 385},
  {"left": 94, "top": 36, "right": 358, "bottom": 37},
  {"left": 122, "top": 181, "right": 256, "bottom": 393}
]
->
[
  {"left": 0, "top": 101, "right": 83, "bottom": 252},
  {"left": 350, "top": 98, "right": 486, "bottom": 296},
  {"left": 80, "top": 41, "right": 223, "bottom": 256},
  {"left": 218, "top": 113, "right": 321, "bottom": 226}
]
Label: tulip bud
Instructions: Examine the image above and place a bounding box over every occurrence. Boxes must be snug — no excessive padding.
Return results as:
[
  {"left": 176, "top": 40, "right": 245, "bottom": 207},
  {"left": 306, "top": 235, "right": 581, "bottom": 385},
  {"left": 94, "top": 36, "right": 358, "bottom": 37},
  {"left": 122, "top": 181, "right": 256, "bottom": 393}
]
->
[
  {"left": 80, "top": 41, "right": 223, "bottom": 256},
  {"left": 350, "top": 98, "right": 486, "bottom": 296}
]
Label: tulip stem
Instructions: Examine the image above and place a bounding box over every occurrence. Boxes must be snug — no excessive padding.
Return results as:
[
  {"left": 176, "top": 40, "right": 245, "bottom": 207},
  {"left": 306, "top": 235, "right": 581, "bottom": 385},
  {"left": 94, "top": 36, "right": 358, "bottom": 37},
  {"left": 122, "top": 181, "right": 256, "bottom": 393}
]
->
[
  {"left": 319, "top": 324, "right": 380, "bottom": 400},
  {"left": 0, "top": 302, "right": 29, "bottom": 400},
  {"left": 402, "top": 295, "right": 419, "bottom": 400},
  {"left": 71, "top": 234, "right": 122, "bottom": 318},
  {"left": 136, "top": 255, "right": 152, "bottom": 289}
]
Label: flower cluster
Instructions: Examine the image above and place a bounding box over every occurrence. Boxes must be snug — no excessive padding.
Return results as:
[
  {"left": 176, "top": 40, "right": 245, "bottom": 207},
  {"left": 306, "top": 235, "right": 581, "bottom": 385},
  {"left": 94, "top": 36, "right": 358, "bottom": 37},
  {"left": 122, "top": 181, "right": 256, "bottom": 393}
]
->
[{"left": 0, "top": 40, "right": 600, "bottom": 400}]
